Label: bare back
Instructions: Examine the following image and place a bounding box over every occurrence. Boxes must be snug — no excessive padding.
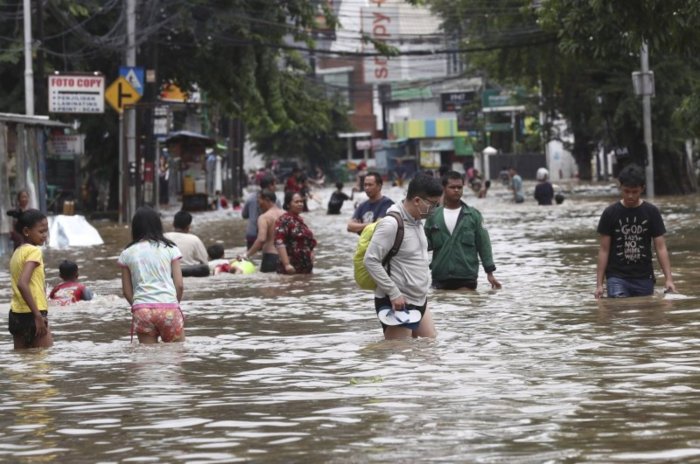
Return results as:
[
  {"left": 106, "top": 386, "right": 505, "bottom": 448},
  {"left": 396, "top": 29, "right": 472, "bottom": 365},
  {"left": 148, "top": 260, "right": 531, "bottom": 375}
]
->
[{"left": 260, "top": 207, "right": 285, "bottom": 254}]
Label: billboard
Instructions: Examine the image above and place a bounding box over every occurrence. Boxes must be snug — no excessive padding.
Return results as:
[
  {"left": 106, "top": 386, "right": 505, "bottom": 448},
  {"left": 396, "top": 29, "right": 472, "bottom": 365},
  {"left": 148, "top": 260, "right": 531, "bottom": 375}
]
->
[
  {"left": 362, "top": 3, "right": 400, "bottom": 84},
  {"left": 48, "top": 74, "right": 105, "bottom": 114}
]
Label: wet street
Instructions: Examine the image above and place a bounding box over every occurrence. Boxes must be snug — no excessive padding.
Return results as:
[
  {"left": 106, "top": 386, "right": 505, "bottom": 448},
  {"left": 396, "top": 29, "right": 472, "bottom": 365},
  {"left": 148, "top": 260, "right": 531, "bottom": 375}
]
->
[{"left": 1, "top": 183, "right": 699, "bottom": 463}]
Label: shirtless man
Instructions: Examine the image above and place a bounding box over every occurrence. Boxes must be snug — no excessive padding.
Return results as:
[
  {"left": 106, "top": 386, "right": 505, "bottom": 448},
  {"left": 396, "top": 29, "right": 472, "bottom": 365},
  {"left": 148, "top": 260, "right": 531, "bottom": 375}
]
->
[{"left": 244, "top": 190, "right": 284, "bottom": 272}]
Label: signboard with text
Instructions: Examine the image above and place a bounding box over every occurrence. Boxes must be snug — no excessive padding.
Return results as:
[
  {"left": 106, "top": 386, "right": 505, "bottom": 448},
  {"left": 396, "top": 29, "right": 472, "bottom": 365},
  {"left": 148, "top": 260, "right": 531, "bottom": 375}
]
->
[
  {"left": 361, "top": 4, "right": 400, "bottom": 83},
  {"left": 441, "top": 91, "right": 475, "bottom": 112},
  {"left": 47, "top": 134, "right": 85, "bottom": 158},
  {"left": 48, "top": 74, "right": 105, "bottom": 113}
]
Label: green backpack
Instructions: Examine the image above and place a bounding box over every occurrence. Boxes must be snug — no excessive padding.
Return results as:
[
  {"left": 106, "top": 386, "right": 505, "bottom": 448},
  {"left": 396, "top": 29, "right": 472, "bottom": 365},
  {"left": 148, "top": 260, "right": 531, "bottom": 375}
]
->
[{"left": 353, "top": 211, "right": 404, "bottom": 290}]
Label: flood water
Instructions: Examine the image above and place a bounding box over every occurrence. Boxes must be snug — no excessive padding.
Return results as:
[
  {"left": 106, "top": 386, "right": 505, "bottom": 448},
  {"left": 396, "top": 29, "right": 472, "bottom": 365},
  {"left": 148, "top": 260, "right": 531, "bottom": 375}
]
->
[{"left": 1, "top": 182, "right": 699, "bottom": 463}]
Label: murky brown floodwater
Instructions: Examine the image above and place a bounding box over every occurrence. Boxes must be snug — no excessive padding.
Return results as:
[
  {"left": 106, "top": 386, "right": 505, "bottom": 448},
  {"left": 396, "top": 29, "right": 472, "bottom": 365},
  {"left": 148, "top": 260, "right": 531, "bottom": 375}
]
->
[{"left": 1, "top": 182, "right": 699, "bottom": 463}]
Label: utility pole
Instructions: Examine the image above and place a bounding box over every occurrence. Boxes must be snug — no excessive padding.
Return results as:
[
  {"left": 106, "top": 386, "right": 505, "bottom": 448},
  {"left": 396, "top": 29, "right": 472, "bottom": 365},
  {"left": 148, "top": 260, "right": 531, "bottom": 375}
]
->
[
  {"left": 23, "top": 0, "right": 34, "bottom": 115},
  {"left": 640, "top": 42, "right": 654, "bottom": 197},
  {"left": 126, "top": 0, "right": 139, "bottom": 222}
]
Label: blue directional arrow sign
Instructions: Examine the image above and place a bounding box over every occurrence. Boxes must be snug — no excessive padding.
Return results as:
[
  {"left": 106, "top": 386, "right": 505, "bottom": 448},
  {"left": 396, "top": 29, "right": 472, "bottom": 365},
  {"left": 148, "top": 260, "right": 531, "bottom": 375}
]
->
[{"left": 119, "top": 66, "right": 145, "bottom": 96}]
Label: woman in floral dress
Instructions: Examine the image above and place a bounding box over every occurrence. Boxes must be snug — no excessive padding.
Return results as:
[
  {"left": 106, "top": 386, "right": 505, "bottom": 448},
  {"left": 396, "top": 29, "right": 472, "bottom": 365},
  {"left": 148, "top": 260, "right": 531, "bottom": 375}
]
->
[{"left": 274, "top": 192, "right": 317, "bottom": 274}]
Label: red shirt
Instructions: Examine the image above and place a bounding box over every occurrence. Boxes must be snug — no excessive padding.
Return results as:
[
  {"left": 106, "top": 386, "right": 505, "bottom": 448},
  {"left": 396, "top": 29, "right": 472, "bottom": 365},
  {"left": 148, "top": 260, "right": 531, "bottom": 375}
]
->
[
  {"left": 285, "top": 176, "right": 300, "bottom": 193},
  {"left": 49, "top": 281, "right": 91, "bottom": 305}
]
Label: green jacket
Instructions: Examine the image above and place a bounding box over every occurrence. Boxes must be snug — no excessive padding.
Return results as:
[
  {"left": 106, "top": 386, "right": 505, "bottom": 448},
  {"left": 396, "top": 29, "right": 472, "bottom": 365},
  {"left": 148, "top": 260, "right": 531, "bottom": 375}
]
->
[{"left": 424, "top": 202, "right": 496, "bottom": 282}]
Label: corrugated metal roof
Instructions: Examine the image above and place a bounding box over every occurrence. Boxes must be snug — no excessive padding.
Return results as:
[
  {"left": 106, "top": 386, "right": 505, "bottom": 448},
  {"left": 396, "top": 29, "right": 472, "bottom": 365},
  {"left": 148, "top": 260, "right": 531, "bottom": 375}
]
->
[{"left": 0, "top": 113, "right": 71, "bottom": 128}]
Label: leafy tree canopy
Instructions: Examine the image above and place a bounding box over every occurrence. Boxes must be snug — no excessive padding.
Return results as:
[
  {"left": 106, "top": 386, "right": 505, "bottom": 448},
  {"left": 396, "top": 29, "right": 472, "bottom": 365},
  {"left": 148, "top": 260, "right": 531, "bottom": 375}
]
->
[{"left": 423, "top": 0, "right": 700, "bottom": 192}]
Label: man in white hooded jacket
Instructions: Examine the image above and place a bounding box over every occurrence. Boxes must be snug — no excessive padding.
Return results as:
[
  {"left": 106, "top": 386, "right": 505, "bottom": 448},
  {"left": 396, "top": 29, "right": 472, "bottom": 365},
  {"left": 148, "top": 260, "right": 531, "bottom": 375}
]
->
[{"left": 364, "top": 173, "right": 443, "bottom": 340}]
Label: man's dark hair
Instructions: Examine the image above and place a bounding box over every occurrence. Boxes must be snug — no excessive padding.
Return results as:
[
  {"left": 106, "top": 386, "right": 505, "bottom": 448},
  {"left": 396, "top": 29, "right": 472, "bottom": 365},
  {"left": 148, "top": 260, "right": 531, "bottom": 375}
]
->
[
  {"left": 173, "top": 210, "right": 193, "bottom": 229},
  {"left": 618, "top": 163, "right": 645, "bottom": 187},
  {"left": 59, "top": 260, "right": 79, "bottom": 280},
  {"left": 365, "top": 171, "right": 383, "bottom": 186},
  {"left": 260, "top": 175, "right": 276, "bottom": 190},
  {"left": 259, "top": 190, "right": 277, "bottom": 204},
  {"left": 407, "top": 173, "right": 443, "bottom": 200},
  {"left": 335, "top": 181, "right": 343, "bottom": 190},
  {"left": 442, "top": 171, "right": 464, "bottom": 186},
  {"left": 207, "top": 244, "right": 225, "bottom": 260}
]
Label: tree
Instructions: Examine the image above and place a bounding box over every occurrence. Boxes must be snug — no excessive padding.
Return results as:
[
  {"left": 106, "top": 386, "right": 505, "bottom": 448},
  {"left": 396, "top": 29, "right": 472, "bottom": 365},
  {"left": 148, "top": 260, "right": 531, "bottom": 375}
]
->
[
  {"left": 424, "top": 0, "right": 700, "bottom": 192},
  {"left": 0, "top": 0, "right": 349, "bottom": 206},
  {"left": 249, "top": 71, "right": 353, "bottom": 169}
]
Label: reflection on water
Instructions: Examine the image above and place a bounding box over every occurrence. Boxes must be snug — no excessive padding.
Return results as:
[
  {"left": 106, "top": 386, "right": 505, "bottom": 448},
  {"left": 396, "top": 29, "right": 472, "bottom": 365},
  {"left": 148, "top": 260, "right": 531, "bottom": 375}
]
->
[{"left": 0, "top": 185, "right": 699, "bottom": 462}]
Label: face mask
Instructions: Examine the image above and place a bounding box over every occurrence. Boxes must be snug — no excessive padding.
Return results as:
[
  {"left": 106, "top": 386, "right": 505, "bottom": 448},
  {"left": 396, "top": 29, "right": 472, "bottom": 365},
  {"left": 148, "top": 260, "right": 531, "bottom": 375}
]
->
[{"left": 417, "top": 198, "right": 437, "bottom": 219}]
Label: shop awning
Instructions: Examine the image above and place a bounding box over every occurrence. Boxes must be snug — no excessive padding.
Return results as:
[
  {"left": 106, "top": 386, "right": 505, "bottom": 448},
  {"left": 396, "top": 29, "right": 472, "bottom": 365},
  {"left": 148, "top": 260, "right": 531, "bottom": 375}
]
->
[
  {"left": 164, "top": 130, "right": 216, "bottom": 147},
  {"left": 391, "top": 118, "right": 472, "bottom": 139}
]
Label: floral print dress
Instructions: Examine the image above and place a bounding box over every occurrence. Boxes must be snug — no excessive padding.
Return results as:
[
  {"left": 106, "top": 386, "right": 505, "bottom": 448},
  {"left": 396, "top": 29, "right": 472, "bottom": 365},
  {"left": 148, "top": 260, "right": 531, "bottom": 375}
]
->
[{"left": 274, "top": 212, "right": 317, "bottom": 274}]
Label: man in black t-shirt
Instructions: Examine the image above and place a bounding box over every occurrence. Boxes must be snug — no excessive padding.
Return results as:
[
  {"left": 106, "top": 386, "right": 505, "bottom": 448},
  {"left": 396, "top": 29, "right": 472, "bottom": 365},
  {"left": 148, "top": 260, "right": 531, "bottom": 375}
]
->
[
  {"left": 595, "top": 164, "right": 676, "bottom": 298},
  {"left": 327, "top": 182, "right": 353, "bottom": 215}
]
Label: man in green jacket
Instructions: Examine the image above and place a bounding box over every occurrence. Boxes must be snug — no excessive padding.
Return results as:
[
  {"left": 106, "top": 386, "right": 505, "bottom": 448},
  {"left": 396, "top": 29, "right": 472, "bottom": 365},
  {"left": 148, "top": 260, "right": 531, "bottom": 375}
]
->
[{"left": 425, "top": 171, "right": 502, "bottom": 290}]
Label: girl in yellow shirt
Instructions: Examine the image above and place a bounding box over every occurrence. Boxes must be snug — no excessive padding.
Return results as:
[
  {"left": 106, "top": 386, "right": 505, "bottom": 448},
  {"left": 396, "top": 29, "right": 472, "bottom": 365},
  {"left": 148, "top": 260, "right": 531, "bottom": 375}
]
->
[{"left": 7, "top": 209, "right": 52, "bottom": 349}]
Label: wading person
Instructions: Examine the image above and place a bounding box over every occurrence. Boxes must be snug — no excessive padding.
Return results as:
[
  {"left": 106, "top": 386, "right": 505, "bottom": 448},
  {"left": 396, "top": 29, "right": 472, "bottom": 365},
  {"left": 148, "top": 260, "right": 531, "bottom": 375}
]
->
[
  {"left": 594, "top": 163, "right": 676, "bottom": 298},
  {"left": 164, "top": 210, "right": 209, "bottom": 277},
  {"left": 364, "top": 173, "right": 443, "bottom": 340},
  {"left": 534, "top": 168, "right": 554, "bottom": 205},
  {"left": 242, "top": 175, "right": 278, "bottom": 249},
  {"left": 347, "top": 172, "right": 394, "bottom": 234},
  {"left": 509, "top": 166, "right": 524, "bottom": 203},
  {"left": 274, "top": 192, "right": 317, "bottom": 274},
  {"left": 49, "top": 260, "right": 94, "bottom": 305},
  {"left": 425, "top": 171, "right": 501, "bottom": 291},
  {"left": 243, "top": 190, "right": 284, "bottom": 272},
  {"left": 119, "top": 207, "right": 185, "bottom": 344},
  {"left": 327, "top": 182, "right": 353, "bottom": 215},
  {"left": 7, "top": 209, "right": 52, "bottom": 349}
]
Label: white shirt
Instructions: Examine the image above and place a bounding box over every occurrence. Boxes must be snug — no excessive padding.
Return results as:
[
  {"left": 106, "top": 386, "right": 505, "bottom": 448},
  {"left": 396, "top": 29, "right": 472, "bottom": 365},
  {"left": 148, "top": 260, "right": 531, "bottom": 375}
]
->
[
  {"left": 164, "top": 231, "right": 208, "bottom": 266},
  {"left": 443, "top": 207, "right": 461, "bottom": 235},
  {"left": 118, "top": 241, "right": 182, "bottom": 306}
]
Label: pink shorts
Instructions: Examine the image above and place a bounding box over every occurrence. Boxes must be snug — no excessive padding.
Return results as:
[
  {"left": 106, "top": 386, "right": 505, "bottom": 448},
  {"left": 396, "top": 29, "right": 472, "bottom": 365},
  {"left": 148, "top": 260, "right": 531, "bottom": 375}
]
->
[{"left": 131, "top": 305, "right": 184, "bottom": 342}]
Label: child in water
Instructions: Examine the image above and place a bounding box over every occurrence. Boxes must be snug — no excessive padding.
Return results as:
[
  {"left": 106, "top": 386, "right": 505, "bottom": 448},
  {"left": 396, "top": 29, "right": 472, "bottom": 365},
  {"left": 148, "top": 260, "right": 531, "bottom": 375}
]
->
[
  {"left": 50, "top": 260, "right": 94, "bottom": 305},
  {"left": 7, "top": 209, "right": 52, "bottom": 349},
  {"left": 207, "top": 244, "right": 232, "bottom": 274},
  {"left": 118, "top": 206, "right": 185, "bottom": 344}
]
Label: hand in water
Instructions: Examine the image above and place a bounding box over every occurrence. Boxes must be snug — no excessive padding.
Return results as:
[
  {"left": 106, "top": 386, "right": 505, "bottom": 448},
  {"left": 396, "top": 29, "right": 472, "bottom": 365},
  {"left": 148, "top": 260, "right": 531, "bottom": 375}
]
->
[{"left": 34, "top": 314, "right": 47, "bottom": 338}]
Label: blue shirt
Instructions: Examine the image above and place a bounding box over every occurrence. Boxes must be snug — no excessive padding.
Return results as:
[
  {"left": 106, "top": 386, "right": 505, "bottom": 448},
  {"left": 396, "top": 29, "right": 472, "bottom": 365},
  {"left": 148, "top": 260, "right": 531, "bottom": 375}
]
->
[
  {"left": 352, "top": 196, "right": 394, "bottom": 225},
  {"left": 511, "top": 175, "right": 524, "bottom": 201}
]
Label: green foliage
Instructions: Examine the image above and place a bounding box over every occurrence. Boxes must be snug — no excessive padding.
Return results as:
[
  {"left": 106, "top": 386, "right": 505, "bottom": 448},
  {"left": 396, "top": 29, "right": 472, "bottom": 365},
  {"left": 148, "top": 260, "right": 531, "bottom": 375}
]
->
[
  {"left": 0, "top": 0, "right": 352, "bottom": 197},
  {"left": 424, "top": 0, "right": 700, "bottom": 191},
  {"left": 249, "top": 74, "right": 352, "bottom": 167}
]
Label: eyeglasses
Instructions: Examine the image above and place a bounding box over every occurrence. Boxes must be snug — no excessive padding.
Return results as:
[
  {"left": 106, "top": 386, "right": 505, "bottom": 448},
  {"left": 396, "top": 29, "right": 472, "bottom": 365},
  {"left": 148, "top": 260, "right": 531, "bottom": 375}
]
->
[{"left": 418, "top": 197, "right": 439, "bottom": 209}]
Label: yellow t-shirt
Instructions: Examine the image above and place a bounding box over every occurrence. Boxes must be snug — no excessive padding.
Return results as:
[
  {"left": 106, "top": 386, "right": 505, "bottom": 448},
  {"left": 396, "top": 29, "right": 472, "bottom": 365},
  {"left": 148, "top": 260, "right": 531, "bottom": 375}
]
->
[{"left": 10, "top": 244, "right": 48, "bottom": 313}]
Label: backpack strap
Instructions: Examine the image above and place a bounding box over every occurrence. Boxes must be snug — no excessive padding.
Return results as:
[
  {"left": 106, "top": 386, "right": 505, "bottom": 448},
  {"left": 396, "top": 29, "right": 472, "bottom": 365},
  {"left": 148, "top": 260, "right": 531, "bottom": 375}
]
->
[{"left": 382, "top": 211, "right": 404, "bottom": 275}]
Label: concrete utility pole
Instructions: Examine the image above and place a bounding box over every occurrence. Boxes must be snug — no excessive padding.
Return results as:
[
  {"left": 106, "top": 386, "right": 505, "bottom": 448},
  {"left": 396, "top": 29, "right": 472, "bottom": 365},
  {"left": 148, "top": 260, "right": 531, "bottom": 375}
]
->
[
  {"left": 640, "top": 42, "right": 654, "bottom": 197},
  {"left": 23, "top": 0, "right": 34, "bottom": 115},
  {"left": 123, "top": 0, "right": 137, "bottom": 221}
]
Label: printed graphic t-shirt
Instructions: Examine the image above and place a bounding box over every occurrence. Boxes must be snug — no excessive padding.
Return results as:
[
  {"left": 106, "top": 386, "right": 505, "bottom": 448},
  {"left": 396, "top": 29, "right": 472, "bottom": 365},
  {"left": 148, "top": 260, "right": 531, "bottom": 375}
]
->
[
  {"left": 118, "top": 241, "right": 182, "bottom": 306},
  {"left": 352, "top": 196, "right": 394, "bottom": 226},
  {"left": 596, "top": 201, "right": 666, "bottom": 280},
  {"left": 10, "top": 244, "right": 47, "bottom": 313}
]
